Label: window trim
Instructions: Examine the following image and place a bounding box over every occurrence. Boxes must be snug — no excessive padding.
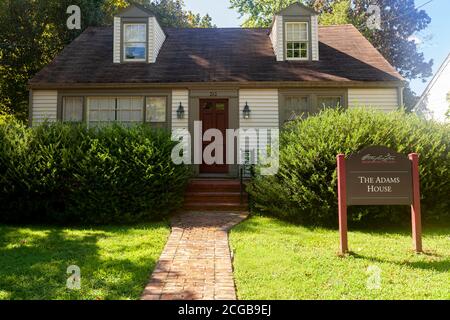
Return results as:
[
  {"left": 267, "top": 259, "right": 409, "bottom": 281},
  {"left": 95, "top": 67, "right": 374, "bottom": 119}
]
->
[
  {"left": 285, "top": 21, "right": 309, "bottom": 61},
  {"left": 122, "top": 22, "right": 148, "bottom": 62}
]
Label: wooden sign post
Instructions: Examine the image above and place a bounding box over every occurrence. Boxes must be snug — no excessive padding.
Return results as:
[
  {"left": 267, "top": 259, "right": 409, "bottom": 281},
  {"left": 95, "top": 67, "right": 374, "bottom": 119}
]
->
[{"left": 337, "top": 146, "right": 423, "bottom": 255}]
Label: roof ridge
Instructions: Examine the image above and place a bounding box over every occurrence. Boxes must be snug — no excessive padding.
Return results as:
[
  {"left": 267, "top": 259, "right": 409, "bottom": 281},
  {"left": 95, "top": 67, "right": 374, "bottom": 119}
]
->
[
  {"left": 163, "top": 27, "right": 268, "bottom": 30},
  {"left": 319, "top": 24, "right": 355, "bottom": 27}
]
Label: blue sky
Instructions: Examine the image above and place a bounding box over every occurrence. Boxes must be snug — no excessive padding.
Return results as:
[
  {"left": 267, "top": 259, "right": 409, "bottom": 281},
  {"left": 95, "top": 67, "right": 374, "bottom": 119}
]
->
[{"left": 184, "top": 0, "right": 450, "bottom": 95}]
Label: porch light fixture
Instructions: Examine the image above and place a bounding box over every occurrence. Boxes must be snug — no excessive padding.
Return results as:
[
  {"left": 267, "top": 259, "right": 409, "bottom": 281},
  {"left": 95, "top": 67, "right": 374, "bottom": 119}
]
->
[
  {"left": 243, "top": 102, "right": 251, "bottom": 119},
  {"left": 177, "top": 102, "right": 185, "bottom": 119}
]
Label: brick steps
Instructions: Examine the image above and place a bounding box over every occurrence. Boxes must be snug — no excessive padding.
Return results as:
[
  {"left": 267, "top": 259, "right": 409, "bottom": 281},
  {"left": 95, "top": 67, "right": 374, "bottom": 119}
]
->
[
  {"left": 184, "top": 202, "right": 249, "bottom": 211},
  {"left": 184, "top": 179, "right": 249, "bottom": 212},
  {"left": 185, "top": 192, "right": 246, "bottom": 203}
]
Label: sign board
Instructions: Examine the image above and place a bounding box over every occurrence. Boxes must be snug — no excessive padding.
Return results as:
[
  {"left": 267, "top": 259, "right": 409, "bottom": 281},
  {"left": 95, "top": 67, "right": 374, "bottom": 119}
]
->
[
  {"left": 346, "top": 146, "right": 413, "bottom": 206},
  {"left": 336, "top": 147, "right": 423, "bottom": 255}
]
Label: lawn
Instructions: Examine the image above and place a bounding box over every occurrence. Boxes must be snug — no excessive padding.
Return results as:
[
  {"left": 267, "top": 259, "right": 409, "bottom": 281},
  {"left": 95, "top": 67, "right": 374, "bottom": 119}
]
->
[
  {"left": 0, "top": 222, "right": 170, "bottom": 300},
  {"left": 230, "top": 216, "right": 450, "bottom": 300}
]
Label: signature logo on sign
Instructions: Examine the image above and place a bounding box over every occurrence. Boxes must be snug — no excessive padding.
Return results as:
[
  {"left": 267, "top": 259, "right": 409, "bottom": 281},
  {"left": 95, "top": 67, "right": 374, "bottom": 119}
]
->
[{"left": 361, "top": 153, "right": 396, "bottom": 164}]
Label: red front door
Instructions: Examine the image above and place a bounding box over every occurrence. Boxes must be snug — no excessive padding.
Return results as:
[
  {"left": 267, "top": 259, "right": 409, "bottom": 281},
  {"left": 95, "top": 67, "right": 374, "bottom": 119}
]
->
[{"left": 199, "top": 99, "right": 229, "bottom": 174}]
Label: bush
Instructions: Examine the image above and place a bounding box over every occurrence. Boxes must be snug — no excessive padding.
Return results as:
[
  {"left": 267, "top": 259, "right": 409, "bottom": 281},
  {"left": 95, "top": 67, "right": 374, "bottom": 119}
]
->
[
  {"left": 0, "top": 118, "right": 191, "bottom": 224},
  {"left": 248, "top": 108, "right": 450, "bottom": 226}
]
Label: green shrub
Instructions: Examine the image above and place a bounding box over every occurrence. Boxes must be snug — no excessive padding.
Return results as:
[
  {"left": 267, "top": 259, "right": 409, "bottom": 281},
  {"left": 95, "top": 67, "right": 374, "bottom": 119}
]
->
[
  {"left": 0, "top": 119, "right": 191, "bottom": 224},
  {"left": 248, "top": 108, "right": 450, "bottom": 226}
]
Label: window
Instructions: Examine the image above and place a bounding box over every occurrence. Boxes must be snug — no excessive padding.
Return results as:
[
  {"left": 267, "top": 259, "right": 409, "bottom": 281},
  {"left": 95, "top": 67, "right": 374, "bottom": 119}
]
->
[
  {"left": 117, "top": 97, "right": 144, "bottom": 123},
  {"left": 123, "top": 23, "right": 147, "bottom": 61},
  {"left": 317, "top": 96, "right": 342, "bottom": 110},
  {"left": 146, "top": 97, "right": 167, "bottom": 123},
  {"left": 87, "top": 97, "right": 144, "bottom": 125},
  {"left": 63, "top": 97, "right": 83, "bottom": 122},
  {"left": 286, "top": 22, "right": 309, "bottom": 60},
  {"left": 284, "top": 96, "right": 309, "bottom": 122},
  {"left": 88, "top": 97, "right": 116, "bottom": 124}
]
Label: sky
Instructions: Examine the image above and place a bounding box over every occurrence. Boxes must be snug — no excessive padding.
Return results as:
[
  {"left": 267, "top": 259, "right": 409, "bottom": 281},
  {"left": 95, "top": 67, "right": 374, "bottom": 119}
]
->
[{"left": 184, "top": 0, "right": 450, "bottom": 96}]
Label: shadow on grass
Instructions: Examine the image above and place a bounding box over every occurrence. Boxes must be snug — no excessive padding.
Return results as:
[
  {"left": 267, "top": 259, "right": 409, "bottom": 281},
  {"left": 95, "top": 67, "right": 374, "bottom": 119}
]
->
[
  {"left": 0, "top": 225, "right": 161, "bottom": 300},
  {"left": 348, "top": 251, "right": 450, "bottom": 273},
  {"left": 238, "top": 212, "right": 450, "bottom": 236}
]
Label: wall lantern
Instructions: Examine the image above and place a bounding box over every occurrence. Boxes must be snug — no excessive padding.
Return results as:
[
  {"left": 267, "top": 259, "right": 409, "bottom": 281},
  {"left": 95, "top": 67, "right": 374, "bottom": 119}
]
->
[
  {"left": 177, "top": 102, "right": 185, "bottom": 119},
  {"left": 243, "top": 102, "right": 251, "bottom": 119}
]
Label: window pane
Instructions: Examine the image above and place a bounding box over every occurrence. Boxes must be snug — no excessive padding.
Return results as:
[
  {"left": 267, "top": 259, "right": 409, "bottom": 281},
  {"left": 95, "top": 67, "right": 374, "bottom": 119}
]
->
[
  {"left": 215, "top": 103, "right": 225, "bottom": 111},
  {"left": 63, "top": 97, "right": 83, "bottom": 122},
  {"left": 285, "top": 96, "right": 309, "bottom": 121},
  {"left": 117, "top": 97, "right": 144, "bottom": 123},
  {"left": 146, "top": 97, "right": 166, "bottom": 122},
  {"left": 287, "top": 22, "right": 308, "bottom": 41},
  {"left": 125, "top": 43, "right": 146, "bottom": 60},
  {"left": 318, "top": 97, "right": 342, "bottom": 109},
  {"left": 88, "top": 97, "right": 116, "bottom": 124},
  {"left": 124, "top": 24, "right": 146, "bottom": 42},
  {"left": 286, "top": 41, "right": 308, "bottom": 59}
]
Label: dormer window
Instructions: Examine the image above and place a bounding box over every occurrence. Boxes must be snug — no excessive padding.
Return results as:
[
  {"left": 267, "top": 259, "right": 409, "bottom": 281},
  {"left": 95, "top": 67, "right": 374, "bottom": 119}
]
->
[
  {"left": 123, "top": 23, "right": 147, "bottom": 62},
  {"left": 285, "top": 22, "right": 309, "bottom": 60}
]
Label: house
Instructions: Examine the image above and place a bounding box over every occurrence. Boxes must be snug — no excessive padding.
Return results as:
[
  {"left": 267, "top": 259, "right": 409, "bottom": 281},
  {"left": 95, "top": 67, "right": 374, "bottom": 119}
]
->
[
  {"left": 414, "top": 53, "right": 450, "bottom": 123},
  {"left": 28, "top": 3, "right": 404, "bottom": 178}
]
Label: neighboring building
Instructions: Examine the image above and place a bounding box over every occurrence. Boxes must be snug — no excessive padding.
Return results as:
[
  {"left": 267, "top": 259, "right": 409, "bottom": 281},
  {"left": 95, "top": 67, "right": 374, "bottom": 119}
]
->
[
  {"left": 28, "top": 3, "right": 404, "bottom": 177},
  {"left": 415, "top": 53, "right": 450, "bottom": 123}
]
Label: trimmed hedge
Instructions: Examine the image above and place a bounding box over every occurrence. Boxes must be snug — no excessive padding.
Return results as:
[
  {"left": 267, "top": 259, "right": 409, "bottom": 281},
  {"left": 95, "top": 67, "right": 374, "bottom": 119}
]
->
[
  {"left": 0, "top": 116, "right": 191, "bottom": 224},
  {"left": 248, "top": 109, "right": 450, "bottom": 226}
]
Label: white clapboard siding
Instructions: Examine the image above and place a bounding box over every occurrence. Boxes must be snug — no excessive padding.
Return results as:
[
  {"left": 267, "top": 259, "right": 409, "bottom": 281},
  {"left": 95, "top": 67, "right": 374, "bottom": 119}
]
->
[
  {"left": 32, "top": 90, "right": 58, "bottom": 125},
  {"left": 311, "top": 15, "right": 319, "bottom": 61},
  {"left": 348, "top": 88, "right": 399, "bottom": 112},
  {"left": 113, "top": 17, "right": 121, "bottom": 63},
  {"left": 270, "top": 15, "right": 284, "bottom": 61},
  {"left": 172, "top": 90, "right": 189, "bottom": 130},
  {"left": 153, "top": 17, "right": 166, "bottom": 63},
  {"left": 148, "top": 17, "right": 154, "bottom": 63},
  {"left": 239, "top": 89, "right": 279, "bottom": 154}
]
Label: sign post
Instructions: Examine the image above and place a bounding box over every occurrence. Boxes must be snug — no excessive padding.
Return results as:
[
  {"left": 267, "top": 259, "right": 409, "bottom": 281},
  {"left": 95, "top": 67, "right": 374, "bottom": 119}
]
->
[
  {"left": 408, "top": 153, "right": 423, "bottom": 252},
  {"left": 337, "top": 146, "right": 423, "bottom": 255},
  {"left": 337, "top": 154, "right": 348, "bottom": 255}
]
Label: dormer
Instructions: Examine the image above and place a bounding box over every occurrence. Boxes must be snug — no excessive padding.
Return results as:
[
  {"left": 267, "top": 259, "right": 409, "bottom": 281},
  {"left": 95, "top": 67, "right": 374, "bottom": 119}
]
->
[
  {"left": 269, "top": 3, "right": 319, "bottom": 62},
  {"left": 113, "top": 4, "right": 166, "bottom": 64}
]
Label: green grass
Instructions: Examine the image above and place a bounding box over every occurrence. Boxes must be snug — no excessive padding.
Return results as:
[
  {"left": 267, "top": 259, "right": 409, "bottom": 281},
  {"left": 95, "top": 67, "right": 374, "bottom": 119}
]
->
[
  {"left": 230, "top": 216, "right": 450, "bottom": 300},
  {"left": 0, "top": 223, "right": 170, "bottom": 300}
]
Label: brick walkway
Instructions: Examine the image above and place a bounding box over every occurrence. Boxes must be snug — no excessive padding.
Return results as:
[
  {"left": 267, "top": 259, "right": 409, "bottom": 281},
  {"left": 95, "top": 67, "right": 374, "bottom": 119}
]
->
[{"left": 141, "top": 211, "right": 248, "bottom": 300}]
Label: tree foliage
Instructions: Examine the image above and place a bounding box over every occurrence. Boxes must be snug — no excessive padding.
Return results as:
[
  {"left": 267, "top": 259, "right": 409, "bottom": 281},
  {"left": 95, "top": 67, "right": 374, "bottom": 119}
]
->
[
  {"left": 0, "top": 0, "right": 214, "bottom": 120},
  {"left": 230, "top": 0, "right": 434, "bottom": 110}
]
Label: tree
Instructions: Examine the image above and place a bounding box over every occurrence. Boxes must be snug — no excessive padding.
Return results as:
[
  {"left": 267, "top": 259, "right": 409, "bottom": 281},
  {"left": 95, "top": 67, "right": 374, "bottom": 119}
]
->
[
  {"left": 230, "top": 0, "right": 433, "bottom": 110},
  {"left": 319, "top": 0, "right": 350, "bottom": 25},
  {"left": 0, "top": 0, "right": 215, "bottom": 120},
  {"left": 187, "top": 12, "right": 216, "bottom": 28},
  {"left": 0, "top": 0, "right": 107, "bottom": 119}
]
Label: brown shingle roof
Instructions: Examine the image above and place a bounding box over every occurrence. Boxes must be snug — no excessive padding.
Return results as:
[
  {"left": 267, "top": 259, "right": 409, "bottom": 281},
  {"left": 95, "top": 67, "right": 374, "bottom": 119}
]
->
[{"left": 28, "top": 24, "right": 403, "bottom": 87}]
